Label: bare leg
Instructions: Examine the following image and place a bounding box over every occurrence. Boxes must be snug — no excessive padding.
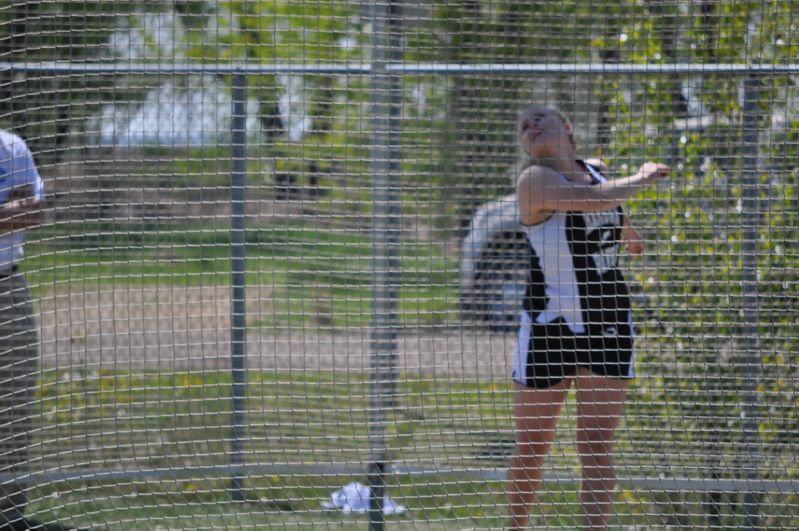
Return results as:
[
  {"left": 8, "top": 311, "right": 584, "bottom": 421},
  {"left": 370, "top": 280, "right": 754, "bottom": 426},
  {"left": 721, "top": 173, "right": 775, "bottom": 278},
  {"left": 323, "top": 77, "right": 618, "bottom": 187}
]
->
[
  {"left": 574, "top": 369, "right": 629, "bottom": 530},
  {"left": 506, "top": 380, "right": 571, "bottom": 530}
]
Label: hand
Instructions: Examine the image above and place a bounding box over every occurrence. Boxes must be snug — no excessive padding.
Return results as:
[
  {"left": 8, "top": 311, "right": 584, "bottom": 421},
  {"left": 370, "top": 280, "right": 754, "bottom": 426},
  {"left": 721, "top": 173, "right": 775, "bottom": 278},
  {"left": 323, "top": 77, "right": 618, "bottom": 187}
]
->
[
  {"left": 621, "top": 222, "right": 646, "bottom": 256},
  {"left": 625, "top": 234, "right": 646, "bottom": 255},
  {"left": 1, "top": 199, "right": 26, "bottom": 210},
  {"left": 0, "top": 197, "right": 43, "bottom": 231},
  {"left": 636, "top": 162, "right": 670, "bottom": 181}
]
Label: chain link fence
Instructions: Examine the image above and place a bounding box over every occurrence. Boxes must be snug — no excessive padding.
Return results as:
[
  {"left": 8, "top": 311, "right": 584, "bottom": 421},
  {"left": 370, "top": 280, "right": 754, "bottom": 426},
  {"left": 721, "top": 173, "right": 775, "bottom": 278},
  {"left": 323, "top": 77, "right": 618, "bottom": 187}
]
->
[{"left": 0, "top": 1, "right": 797, "bottom": 529}]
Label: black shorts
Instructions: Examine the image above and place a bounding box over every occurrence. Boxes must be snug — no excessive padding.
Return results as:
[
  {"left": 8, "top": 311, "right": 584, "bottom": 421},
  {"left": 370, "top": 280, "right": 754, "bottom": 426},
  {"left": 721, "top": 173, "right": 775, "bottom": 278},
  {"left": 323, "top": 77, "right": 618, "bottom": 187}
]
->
[{"left": 512, "top": 312, "right": 635, "bottom": 389}]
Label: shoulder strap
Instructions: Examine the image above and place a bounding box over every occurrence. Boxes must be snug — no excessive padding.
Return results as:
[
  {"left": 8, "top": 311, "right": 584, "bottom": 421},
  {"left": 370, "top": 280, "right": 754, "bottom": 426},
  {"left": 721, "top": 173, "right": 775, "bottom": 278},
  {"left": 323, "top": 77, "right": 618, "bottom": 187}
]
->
[{"left": 579, "top": 160, "right": 607, "bottom": 184}]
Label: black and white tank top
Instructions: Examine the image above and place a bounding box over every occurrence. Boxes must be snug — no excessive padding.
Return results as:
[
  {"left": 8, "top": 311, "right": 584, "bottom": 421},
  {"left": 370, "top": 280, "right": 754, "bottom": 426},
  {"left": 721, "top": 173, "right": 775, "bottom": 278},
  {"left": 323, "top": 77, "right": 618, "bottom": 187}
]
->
[{"left": 520, "top": 161, "right": 631, "bottom": 334}]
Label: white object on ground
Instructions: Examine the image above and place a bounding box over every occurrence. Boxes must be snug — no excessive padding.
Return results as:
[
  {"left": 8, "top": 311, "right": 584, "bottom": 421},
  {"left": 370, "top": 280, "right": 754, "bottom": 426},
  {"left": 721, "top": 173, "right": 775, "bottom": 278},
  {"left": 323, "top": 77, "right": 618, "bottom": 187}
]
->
[{"left": 321, "top": 481, "right": 407, "bottom": 515}]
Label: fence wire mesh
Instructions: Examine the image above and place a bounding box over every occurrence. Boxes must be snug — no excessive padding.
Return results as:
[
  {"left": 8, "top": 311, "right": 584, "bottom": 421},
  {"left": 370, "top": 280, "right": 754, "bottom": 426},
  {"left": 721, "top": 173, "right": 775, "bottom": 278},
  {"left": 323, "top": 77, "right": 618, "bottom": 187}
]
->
[{"left": 0, "top": 1, "right": 797, "bottom": 529}]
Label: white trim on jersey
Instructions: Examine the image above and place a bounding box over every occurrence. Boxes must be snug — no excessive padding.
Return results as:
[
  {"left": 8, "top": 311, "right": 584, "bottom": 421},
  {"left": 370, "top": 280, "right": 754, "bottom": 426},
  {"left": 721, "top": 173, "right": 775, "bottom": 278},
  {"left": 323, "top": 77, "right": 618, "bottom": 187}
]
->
[
  {"left": 583, "top": 161, "right": 607, "bottom": 184},
  {"left": 519, "top": 211, "right": 587, "bottom": 334},
  {"left": 512, "top": 311, "right": 533, "bottom": 385}
]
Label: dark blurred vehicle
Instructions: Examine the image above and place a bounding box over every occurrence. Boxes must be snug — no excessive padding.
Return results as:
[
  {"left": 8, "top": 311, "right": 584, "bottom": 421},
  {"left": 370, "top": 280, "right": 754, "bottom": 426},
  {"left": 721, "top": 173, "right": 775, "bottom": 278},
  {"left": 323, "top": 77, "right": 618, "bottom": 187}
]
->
[{"left": 459, "top": 194, "right": 530, "bottom": 331}]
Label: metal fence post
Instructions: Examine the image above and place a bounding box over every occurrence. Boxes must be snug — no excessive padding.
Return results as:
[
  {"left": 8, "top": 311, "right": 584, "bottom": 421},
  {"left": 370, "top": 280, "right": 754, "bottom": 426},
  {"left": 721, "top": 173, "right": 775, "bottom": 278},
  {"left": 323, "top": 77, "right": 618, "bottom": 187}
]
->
[
  {"left": 368, "top": 2, "right": 401, "bottom": 529},
  {"left": 740, "top": 73, "right": 761, "bottom": 529},
  {"left": 229, "top": 72, "right": 248, "bottom": 501}
]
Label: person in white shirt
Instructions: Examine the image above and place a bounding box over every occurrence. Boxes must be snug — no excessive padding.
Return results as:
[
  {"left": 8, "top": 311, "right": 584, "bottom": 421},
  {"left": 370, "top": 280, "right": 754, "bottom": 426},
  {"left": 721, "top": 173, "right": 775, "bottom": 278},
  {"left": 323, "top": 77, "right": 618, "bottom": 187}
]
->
[{"left": 0, "top": 130, "right": 80, "bottom": 530}]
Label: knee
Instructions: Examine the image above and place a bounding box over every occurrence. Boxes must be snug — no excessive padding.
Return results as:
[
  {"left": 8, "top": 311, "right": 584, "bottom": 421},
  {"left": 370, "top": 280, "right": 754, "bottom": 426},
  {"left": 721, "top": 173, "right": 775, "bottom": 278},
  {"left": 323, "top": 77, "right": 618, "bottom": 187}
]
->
[
  {"left": 576, "top": 435, "right": 615, "bottom": 471},
  {"left": 515, "top": 431, "right": 553, "bottom": 458}
]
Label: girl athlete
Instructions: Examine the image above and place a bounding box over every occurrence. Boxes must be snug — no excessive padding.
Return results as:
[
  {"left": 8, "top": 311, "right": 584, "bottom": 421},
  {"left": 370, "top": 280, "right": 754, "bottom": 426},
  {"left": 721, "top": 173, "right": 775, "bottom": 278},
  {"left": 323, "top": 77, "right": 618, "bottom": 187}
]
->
[{"left": 506, "top": 106, "right": 668, "bottom": 530}]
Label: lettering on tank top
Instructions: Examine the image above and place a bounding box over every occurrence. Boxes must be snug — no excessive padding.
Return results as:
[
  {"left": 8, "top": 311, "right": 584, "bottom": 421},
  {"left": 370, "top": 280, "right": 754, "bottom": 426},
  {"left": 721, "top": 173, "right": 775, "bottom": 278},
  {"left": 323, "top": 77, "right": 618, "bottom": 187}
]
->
[{"left": 580, "top": 209, "right": 621, "bottom": 275}]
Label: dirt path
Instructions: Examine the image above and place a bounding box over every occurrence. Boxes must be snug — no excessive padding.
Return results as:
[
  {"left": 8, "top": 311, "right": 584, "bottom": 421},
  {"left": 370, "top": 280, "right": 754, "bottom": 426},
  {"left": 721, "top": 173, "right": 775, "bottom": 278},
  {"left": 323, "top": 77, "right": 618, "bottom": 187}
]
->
[{"left": 36, "top": 285, "right": 516, "bottom": 378}]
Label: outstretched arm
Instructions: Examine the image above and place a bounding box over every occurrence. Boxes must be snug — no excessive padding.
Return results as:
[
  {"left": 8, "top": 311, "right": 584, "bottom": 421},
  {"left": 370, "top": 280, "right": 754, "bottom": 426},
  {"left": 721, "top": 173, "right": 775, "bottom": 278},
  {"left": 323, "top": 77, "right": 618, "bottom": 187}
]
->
[{"left": 517, "top": 161, "right": 669, "bottom": 224}]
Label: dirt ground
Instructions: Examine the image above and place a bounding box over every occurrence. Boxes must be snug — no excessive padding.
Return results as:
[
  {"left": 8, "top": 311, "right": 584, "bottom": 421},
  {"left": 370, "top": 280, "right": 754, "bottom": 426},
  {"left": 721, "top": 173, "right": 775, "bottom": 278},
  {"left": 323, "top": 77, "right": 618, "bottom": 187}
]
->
[{"left": 36, "top": 285, "right": 516, "bottom": 379}]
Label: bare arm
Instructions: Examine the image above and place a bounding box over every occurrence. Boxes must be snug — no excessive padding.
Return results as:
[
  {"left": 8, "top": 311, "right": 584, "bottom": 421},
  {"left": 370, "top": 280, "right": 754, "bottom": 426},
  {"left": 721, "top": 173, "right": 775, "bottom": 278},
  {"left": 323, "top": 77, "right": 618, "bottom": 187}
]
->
[
  {"left": 0, "top": 185, "right": 43, "bottom": 233},
  {"left": 621, "top": 216, "right": 645, "bottom": 255},
  {"left": 517, "top": 162, "right": 668, "bottom": 225}
]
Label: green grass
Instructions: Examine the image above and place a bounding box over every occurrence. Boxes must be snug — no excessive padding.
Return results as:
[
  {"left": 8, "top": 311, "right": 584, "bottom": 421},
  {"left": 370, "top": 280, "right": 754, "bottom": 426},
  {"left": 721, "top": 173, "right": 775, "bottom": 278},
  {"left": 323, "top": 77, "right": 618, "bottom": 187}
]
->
[
  {"left": 27, "top": 369, "right": 518, "bottom": 528},
  {"left": 24, "top": 221, "right": 460, "bottom": 327},
  {"left": 40, "top": 483, "right": 797, "bottom": 530},
  {"left": 27, "top": 370, "right": 537, "bottom": 528},
  {"left": 32, "top": 370, "right": 514, "bottom": 474},
  {"left": 24, "top": 369, "right": 799, "bottom": 529}
]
